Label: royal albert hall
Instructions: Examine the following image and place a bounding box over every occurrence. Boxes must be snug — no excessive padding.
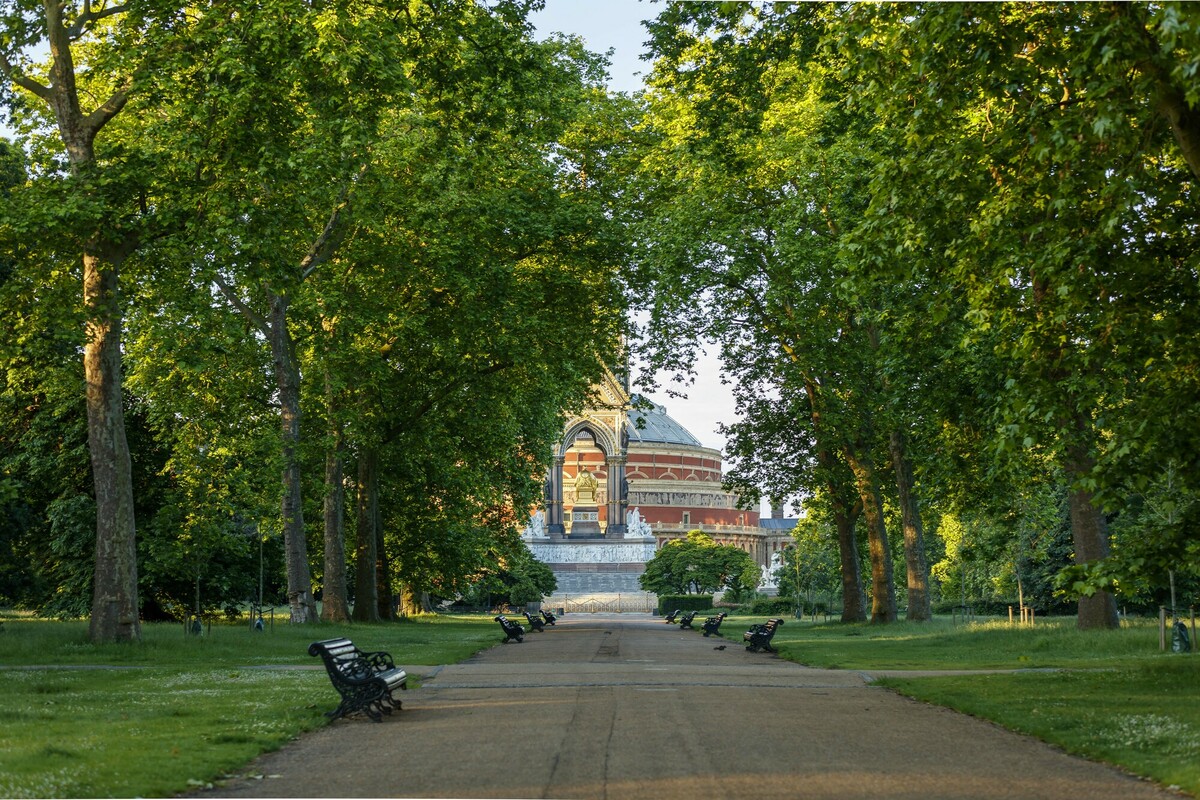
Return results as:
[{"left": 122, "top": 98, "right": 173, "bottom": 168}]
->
[{"left": 526, "top": 367, "right": 794, "bottom": 604}]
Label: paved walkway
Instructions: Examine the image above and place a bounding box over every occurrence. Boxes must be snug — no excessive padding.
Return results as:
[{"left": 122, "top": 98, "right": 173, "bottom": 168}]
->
[{"left": 197, "top": 614, "right": 1179, "bottom": 799}]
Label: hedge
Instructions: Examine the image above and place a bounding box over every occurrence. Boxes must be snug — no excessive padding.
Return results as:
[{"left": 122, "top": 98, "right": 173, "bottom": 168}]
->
[{"left": 656, "top": 594, "right": 714, "bottom": 615}]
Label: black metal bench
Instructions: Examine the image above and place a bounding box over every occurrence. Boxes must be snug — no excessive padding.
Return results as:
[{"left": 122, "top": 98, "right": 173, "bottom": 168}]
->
[
  {"left": 541, "top": 609, "right": 557, "bottom": 626},
  {"left": 679, "top": 610, "right": 698, "bottom": 629},
  {"left": 308, "top": 638, "right": 407, "bottom": 722},
  {"left": 495, "top": 614, "right": 525, "bottom": 643},
  {"left": 523, "top": 611, "right": 545, "bottom": 632},
  {"left": 701, "top": 612, "right": 727, "bottom": 637},
  {"left": 743, "top": 618, "right": 785, "bottom": 652},
  {"left": 663, "top": 609, "right": 680, "bottom": 624}
]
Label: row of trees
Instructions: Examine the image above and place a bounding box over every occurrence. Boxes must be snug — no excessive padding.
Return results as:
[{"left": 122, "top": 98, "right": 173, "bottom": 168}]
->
[
  {"left": 4, "top": 2, "right": 1198, "bottom": 637},
  {"left": 0, "top": 0, "right": 628, "bottom": 640},
  {"left": 627, "top": 3, "right": 1200, "bottom": 628}
]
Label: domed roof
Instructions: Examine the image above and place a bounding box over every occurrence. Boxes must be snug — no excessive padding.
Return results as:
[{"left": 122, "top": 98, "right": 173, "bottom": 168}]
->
[{"left": 626, "top": 397, "right": 703, "bottom": 447}]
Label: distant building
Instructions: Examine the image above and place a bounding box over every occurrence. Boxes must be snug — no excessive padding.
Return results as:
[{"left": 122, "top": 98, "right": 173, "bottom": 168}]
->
[{"left": 526, "top": 367, "right": 794, "bottom": 601}]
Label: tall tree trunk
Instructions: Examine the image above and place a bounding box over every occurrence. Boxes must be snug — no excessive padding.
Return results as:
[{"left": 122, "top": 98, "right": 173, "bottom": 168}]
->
[
  {"left": 84, "top": 252, "right": 140, "bottom": 643},
  {"left": 823, "top": 456, "right": 866, "bottom": 623},
  {"left": 845, "top": 444, "right": 898, "bottom": 623},
  {"left": 802, "top": 382, "right": 866, "bottom": 622},
  {"left": 831, "top": 500, "right": 866, "bottom": 623},
  {"left": 269, "top": 293, "right": 316, "bottom": 624},
  {"left": 352, "top": 449, "right": 380, "bottom": 622},
  {"left": 320, "top": 373, "right": 350, "bottom": 622},
  {"left": 1064, "top": 440, "right": 1120, "bottom": 630},
  {"left": 889, "top": 430, "right": 932, "bottom": 621},
  {"left": 375, "top": 509, "right": 393, "bottom": 620}
]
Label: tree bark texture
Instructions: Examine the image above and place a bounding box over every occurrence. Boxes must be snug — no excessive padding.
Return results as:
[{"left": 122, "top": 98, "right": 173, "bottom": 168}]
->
[
  {"left": 845, "top": 445, "right": 898, "bottom": 623},
  {"left": 801, "top": 385, "right": 867, "bottom": 623},
  {"left": 889, "top": 430, "right": 932, "bottom": 622},
  {"left": 375, "top": 513, "right": 394, "bottom": 621},
  {"left": 353, "top": 450, "right": 380, "bottom": 622},
  {"left": 1065, "top": 442, "right": 1121, "bottom": 630},
  {"left": 269, "top": 293, "right": 316, "bottom": 624},
  {"left": 320, "top": 380, "right": 350, "bottom": 622},
  {"left": 84, "top": 253, "right": 140, "bottom": 643},
  {"left": 832, "top": 500, "right": 867, "bottom": 623}
]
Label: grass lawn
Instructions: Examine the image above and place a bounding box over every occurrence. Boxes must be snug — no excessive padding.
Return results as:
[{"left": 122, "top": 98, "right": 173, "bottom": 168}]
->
[
  {"left": 0, "top": 613, "right": 500, "bottom": 798},
  {"left": 719, "top": 613, "right": 1200, "bottom": 796}
]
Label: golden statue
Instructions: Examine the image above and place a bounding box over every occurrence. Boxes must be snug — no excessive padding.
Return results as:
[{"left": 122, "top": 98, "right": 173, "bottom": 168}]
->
[{"left": 574, "top": 468, "right": 599, "bottom": 504}]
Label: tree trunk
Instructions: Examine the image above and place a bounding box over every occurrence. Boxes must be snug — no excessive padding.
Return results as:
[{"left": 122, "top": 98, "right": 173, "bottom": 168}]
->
[
  {"left": 269, "top": 292, "right": 316, "bottom": 624},
  {"left": 398, "top": 584, "right": 420, "bottom": 617},
  {"left": 1067, "top": 485, "right": 1119, "bottom": 629},
  {"left": 822, "top": 456, "right": 866, "bottom": 623},
  {"left": 832, "top": 499, "right": 867, "bottom": 623},
  {"left": 84, "top": 252, "right": 140, "bottom": 643},
  {"left": 352, "top": 449, "right": 380, "bottom": 622},
  {"left": 1057, "top": 401, "right": 1120, "bottom": 629},
  {"left": 1064, "top": 443, "right": 1120, "bottom": 630},
  {"left": 889, "top": 430, "right": 932, "bottom": 622},
  {"left": 845, "top": 444, "right": 898, "bottom": 623},
  {"left": 801, "top": 382, "right": 867, "bottom": 623},
  {"left": 320, "top": 374, "right": 350, "bottom": 622},
  {"left": 375, "top": 509, "right": 394, "bottom": 620}
]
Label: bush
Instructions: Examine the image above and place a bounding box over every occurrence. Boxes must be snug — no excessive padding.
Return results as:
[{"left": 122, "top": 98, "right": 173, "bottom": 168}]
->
[
  {"left": 930, "top": 597, "right": 1076, "bottom": 617},
  {"left": 744, "top": 597, "right": 794, "bottom": 616},
  {"left": 656, "top": 594, "right": 714, "bottom": 614}
]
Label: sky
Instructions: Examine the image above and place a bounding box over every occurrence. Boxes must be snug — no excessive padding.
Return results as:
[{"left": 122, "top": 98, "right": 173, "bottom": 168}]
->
[{"left": 530, "top": 0, "right": 742, "bottom": 457}]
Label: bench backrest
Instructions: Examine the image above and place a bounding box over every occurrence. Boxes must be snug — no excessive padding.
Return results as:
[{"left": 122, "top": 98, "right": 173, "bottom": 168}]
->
[{"left": 309, "top": 638, "right": 372, "bottom": 679}]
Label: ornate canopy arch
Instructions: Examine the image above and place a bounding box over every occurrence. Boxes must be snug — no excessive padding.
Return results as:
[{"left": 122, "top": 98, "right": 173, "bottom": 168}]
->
[{"left": 558, "top": 415, "right": 620, "bottom": 459}]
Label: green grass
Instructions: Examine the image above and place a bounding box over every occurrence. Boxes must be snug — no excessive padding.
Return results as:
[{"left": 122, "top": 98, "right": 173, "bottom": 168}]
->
[
  {"left": 718, "top": 613, "right": 1200, "bottom": 796},
  {"left": 0, "top": 613, "right": 500, "bottom": 798},
  {"left": 760, "top": 615, "right": 1169, "bottom": 670}
]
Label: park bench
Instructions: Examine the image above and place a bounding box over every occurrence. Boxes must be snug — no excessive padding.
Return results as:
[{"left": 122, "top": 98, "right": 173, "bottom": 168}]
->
[
  {"left": 679, "top": 610, "right": 698, "bottom": 629},
  {"left": 663, "top": 609, "right": 680, "bottom": 624},
  {"left": 541, "top": 609, "right": 557, "bottom": 626},
  {"left": 701, "top": 612, "right": 727, "bottom": 637},
  {"left": 495, "top": 614, "right": 525, "bottom": 643},
  {"left": 308, "top": 638, "right": 407, "bottom": 722},
  {"left": 743, "top": 618, "right": 785, "bottom": 652},
  {"left": 523, "top": 611, "right": 545, "bottom": 632}
]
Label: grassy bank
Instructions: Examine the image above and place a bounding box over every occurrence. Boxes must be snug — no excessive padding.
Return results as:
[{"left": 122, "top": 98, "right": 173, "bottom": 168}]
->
[
  {"left": 722, "top": 614, "right": 1200, "bottom": 796},
  {"left": 0, "top": 613, "right": 499, "bottom": 798}
]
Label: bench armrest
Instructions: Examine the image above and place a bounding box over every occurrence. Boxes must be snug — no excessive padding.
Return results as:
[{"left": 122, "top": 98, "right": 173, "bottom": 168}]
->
[{"left": 361, "top": 650, "right": 396, "bottom": 671}]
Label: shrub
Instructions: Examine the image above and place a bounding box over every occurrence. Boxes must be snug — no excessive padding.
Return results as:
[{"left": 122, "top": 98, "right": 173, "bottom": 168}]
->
[
  {"left": 744, "top": 597, "right": 794, "bottom": 616},
  {"left": 656, "top": 594, "right": 714, "bottom": 614}
]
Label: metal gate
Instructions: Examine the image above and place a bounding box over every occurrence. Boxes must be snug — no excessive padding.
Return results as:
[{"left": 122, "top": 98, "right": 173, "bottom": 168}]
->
[{"left": 546, "top": 593, "right": 656, "bottom": 614}]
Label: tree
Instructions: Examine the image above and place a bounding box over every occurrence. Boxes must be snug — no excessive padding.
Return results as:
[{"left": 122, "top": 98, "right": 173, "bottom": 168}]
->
[
  {"left": 639, "top": 530, "right": 759, "bottom": 596},
  {"left": 0, "top": 0, "right": 179, "bottom": 642},
  {"left": 633, "top": 2, "right": 934, "bottom": 623},
  {"left": 843, "top": 2, "right": 1200, "bottom": 628}
]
